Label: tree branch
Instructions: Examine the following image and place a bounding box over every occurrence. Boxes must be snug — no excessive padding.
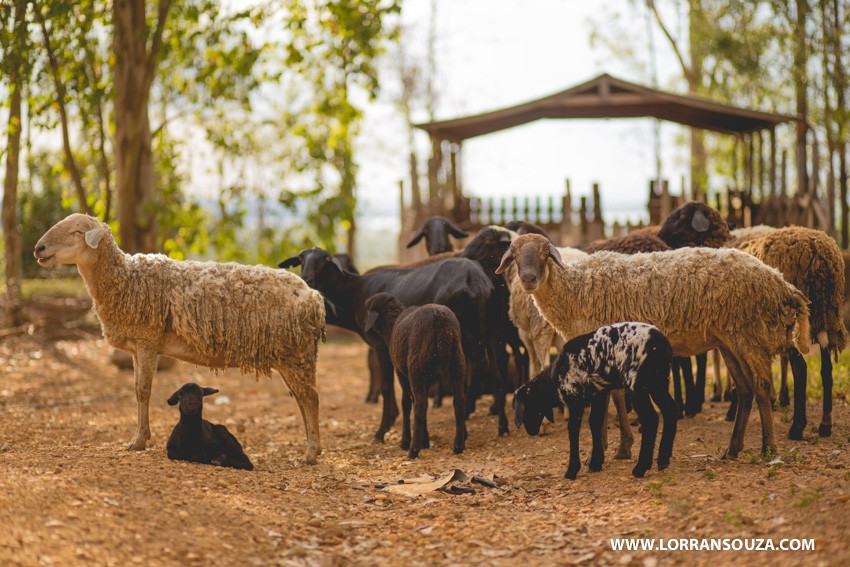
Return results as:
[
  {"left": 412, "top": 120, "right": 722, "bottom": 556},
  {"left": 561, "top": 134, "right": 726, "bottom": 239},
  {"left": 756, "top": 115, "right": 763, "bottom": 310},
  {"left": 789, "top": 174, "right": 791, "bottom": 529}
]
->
[
  {"left": 144, "top": 0, "right": 174, "bottom": 89},
  {"left": 648, "top": 1, "right": 692, "bottom": 82}
]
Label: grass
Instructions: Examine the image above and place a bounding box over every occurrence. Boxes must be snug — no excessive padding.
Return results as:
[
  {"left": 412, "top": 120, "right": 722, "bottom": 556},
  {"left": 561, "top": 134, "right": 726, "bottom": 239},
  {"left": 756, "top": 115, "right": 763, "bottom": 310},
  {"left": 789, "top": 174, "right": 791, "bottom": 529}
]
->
[
  {"left": 18, "top": 278, "right": 88, "bottom": 299},
  {"left": 723, "top": 508, "right": 744, "bottom": 528},
  {"left": 794, "top": 488, "right": 823, "bottom": 507}
]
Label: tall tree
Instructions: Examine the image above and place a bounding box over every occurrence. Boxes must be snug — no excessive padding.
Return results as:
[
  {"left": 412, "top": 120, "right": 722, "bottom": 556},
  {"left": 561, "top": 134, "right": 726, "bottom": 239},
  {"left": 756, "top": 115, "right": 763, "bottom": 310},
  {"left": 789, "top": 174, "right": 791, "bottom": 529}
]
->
[
  {"left": 1, "top": 0, "right": 29, "bottom": 326},
  {"left": 112, "top": 0, "right": 173, "bottom": 253}
]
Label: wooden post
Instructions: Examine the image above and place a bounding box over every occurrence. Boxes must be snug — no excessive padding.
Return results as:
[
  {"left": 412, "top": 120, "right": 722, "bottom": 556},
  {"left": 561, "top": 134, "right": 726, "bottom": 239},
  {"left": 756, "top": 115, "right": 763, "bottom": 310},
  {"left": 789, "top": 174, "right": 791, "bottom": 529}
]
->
[
  {"left": 579, "top": 196, "right": 589, "bottom": 242},
  {"left": 447, "top": 145, "right": 458, "bottom": 211},
  {"left": 428, "top": 137, "right": 442, "bottom": 209},
  {"left": 410, "top": 153, "right": 422, "bottom": 220},
  {"left": 746, "top": 133, "right": 754, "bottom": 198},
  {"left": 770, "top": 127, "right": 777, "bottom": 198}
]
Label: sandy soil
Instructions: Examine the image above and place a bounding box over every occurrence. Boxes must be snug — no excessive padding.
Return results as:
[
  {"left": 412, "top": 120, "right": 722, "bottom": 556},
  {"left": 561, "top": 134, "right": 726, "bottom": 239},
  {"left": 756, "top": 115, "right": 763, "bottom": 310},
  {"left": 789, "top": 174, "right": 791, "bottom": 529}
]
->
[{"left": 1, "top": 333, "right": 849, "bottom": 566}]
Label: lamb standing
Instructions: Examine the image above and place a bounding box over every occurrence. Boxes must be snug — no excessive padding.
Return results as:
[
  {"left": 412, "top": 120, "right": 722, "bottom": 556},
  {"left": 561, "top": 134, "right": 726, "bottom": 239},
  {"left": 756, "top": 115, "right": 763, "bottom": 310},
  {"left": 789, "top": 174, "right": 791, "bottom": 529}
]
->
[
  {"left": 34, "top": 214, "right": 326, "bottom": 464},
  {"left": 166, "top": 383, "right": 254, "bottom": 470},
  {"left": 497, "top": 234, "right": 810, "bottom": 459},
  {"left": 363, "top": 293, "right": 467, "bottom": 458},
  {"left": 514, "top": 323, "right": 677, "bottom": 479}
]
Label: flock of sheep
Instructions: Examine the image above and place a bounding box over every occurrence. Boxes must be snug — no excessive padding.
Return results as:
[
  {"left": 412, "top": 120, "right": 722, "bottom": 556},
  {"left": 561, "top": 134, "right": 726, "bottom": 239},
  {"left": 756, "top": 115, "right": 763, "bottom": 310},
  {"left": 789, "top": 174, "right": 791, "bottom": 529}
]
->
[{"left": 30, "top": 202, "right": 847, "bottom": 479}]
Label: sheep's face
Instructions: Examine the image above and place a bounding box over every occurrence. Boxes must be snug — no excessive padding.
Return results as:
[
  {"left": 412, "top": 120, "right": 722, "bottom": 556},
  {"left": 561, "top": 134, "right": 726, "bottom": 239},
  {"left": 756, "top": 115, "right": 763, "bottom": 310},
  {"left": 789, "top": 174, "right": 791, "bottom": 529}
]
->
[
  {"left": 279, "top": 248, "right": 348, "bottom": 289},
  {"left": 513, "top": 381, "right": 555, "bottom": 436},
  {"left": 34, "top": 214, "right": 110, "bottom": 268},
  {"left": 462, "top": 227, "right": 512, "bottom": 271},
  {"left": 362, "top": 292, "right": 405, "bottom": 344},
  {"left": 167, "top": 383, "right": 219, "bottom": 415},
  {"left": 406, "top": 216, "right": 468, "bottom": 256},
  {"left": 495, "top": 234, "right": 565, "bottom": 293}
]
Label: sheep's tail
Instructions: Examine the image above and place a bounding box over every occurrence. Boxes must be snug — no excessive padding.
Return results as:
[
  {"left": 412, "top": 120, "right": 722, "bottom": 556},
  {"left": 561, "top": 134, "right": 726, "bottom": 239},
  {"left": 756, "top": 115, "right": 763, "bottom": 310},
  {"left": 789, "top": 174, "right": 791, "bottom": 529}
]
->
[{"left": 794, "top": 298, "right": 811, "bottom": 356}]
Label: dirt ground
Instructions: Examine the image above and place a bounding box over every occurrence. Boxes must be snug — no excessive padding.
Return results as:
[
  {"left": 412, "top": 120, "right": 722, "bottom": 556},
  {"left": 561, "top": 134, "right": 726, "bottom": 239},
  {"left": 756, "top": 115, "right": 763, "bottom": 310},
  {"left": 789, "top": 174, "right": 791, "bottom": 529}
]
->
[{"left": 1, "top": 332, "right": 849, "bottom": 567}]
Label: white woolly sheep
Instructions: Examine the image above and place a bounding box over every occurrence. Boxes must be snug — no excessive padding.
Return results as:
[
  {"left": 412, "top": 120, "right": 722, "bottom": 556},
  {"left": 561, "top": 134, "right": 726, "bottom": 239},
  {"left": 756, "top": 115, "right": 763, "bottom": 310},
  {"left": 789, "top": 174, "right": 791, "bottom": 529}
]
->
[
  {"left": 34, "top": 214, "right": 326, "bottom": 464},
  {"left": 496, "top": 234, "right": 810, "bottom": 459},
  {"left": 514, "top": 322, "right": 677, "bottom": 479}
]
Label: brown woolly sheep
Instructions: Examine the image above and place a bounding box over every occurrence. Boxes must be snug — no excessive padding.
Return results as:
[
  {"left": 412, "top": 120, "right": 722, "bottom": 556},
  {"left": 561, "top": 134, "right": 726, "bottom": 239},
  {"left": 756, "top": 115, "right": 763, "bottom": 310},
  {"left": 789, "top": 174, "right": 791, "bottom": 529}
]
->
[
  {"left": 739, "top": 226, "right": 848, "bottom": 439},
  {"left": 35, "top": 214, "right": 326, "bottom": 464},
  {"left": 363, "top": 293, "right": 467, "bottom": 458},
  {"left": 657, "top": 201, "right": 731, "bottom": 249},
  {"left": 496, "top": 234, "right": 810, "bottom": 459},
  {"left": 583, "top": 232, "right": 671, "bottom": 255}
]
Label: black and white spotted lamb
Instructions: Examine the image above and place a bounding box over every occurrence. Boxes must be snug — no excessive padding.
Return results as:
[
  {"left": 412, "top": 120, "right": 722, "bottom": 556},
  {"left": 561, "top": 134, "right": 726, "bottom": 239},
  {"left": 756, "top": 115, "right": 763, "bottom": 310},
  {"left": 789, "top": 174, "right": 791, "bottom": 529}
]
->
[
  {"left": 513, "top": 322, "right": 677, "bottom": 480},
  {"left": 166, "top": 383, "right": 254, "bottom": 471}
]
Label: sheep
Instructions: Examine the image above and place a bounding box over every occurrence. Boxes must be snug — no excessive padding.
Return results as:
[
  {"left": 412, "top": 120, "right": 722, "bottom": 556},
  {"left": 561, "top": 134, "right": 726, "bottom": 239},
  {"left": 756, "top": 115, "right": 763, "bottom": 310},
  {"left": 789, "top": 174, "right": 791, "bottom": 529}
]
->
[
  {"left": 406, "top": 216, "right": 469, "bottom": 256},
  {"left": 166, "top": 383, "right": 253, "bottom": 470},
  {"left": 657, "top": 202, "right": 733, "bottom": 416},
  {"left": 738, "top": 227, "right": 848, "bottom": 439},
  {"left": 363, "top": 292, "right": 467, "bottom": 457},
  {"left": 727, "top": 225, "right": 777, "bottom": 249},
  {"left": 34, "top": 214, "right": 326, "bottom": 464},
  {"left": 502, "top": 220, "right": 553, "bottom": 240},
  {"left": 583, "top": 232, "right": 671, "bottom": 255},
  {"left": 279, "top": 248, "right": 496, "bottom": 439},
  {"left": 496, "top": 234, "right": 810, "bottom": 459},
  {"left": 514, "top": 322, "right": 677, "bottom": 479},
  {"left": 505, "top": 239, "right": 635, "bottom": 460}
]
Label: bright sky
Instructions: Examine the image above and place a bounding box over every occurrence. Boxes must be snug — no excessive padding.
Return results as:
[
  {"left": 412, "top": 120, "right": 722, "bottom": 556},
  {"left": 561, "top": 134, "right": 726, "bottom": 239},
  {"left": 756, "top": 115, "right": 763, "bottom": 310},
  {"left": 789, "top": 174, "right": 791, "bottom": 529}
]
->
[{"left": 355, "top": 0, "right": 697, "bottom": 231}]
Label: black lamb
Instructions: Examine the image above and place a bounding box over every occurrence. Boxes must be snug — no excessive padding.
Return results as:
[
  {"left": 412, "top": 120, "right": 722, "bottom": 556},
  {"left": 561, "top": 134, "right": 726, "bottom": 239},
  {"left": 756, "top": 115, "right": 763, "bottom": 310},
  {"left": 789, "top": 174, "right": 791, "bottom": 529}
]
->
[
  {"left": 166, "top": 383, "right": 253, "bottom": 471},
  {"left": 364, "top": 292, "right": 467, "bottom": 458},
  {"left": 513, "top": 322, "right": 677, "bottom": 480}
]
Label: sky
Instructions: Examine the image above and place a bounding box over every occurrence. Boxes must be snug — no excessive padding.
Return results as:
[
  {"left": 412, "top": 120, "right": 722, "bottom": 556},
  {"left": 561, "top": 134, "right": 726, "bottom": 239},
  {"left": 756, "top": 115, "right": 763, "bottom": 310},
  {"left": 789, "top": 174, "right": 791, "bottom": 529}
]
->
[{"left": 354, "top": 0, "right": 697, "bottom": 232}]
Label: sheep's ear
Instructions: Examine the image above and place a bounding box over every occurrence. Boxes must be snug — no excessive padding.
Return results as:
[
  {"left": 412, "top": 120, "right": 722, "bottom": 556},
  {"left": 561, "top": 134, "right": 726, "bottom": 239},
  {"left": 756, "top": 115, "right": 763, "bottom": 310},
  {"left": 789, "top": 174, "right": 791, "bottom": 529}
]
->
[
  {"left": 167, "top": 391, "right": 181, "bottom": 406},
  {"left": 324, "top": 298, "right": 338, "bottom": 318},
  {"left": 448, "top": 224, "right": 469, "bottom": 239},
  {"left": 513, "top": 395, "right": 525, "bottom": 429},
  {"left": 547, "top": 243, "right": 566, "bottom": 268},
  {"left": 363, "top": 309, "right": 380, "bottom": 335},
  {"left": 279, "top": 256, "right": 300, "bottom": 269},
  {"left": 691, "top": 209, "right": 710, "bottom": 233},
  {"left": 543, "top": 405, "right": 555, "bottom": 424},
  {"left": 202, "top": 387, "right": 219, "bottom": 397},
  {"left": 329, "top": 256, "right": 347, "bottom": 273},
  {"left": 495, "top": 248, "right": 514, "bottom": 275},
  {"left": 406, "top": 229, "right": 426, "bottom": 248},
  {"left": 84, "top": 227, "right": 107, "bottom": 249}
]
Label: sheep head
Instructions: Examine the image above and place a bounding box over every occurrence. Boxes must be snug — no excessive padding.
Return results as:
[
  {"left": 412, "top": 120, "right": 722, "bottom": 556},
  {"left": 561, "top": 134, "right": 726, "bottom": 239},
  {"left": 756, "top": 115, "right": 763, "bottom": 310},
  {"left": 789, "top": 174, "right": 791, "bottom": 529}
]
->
[
  {"left": 34, "top": 213, "right": 111, "bottom": 269},
  {"left": 279, "top": 248, "right": 349, "bottom": 289},
  {"left": 657, "top": 201, "right": 730, "bottom": 249},
  {"left": 461, "top": 227, "right": 513, "bottom": 274},
  {"left": 406, "top": 216, "right": 468, "bottom": 256},
  {"left": 495, "top": 234, "right": 565, "bottom": 292},
  {"left": 512, "top": 380, "right": 555, "bottom": 436},
  {"left": 362, "top": 292, "right": 406, "bottom": 345},
  {"left": 167, "top": 382, "right": 219, "bottom": 416}
]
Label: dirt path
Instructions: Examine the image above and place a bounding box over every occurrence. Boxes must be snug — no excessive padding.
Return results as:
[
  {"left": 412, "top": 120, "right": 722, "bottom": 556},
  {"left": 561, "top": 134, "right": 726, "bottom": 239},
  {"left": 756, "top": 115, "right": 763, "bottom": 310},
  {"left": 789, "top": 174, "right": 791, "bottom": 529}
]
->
[{"left": 0, "top": 336, "right": 848, "bottom": 566}]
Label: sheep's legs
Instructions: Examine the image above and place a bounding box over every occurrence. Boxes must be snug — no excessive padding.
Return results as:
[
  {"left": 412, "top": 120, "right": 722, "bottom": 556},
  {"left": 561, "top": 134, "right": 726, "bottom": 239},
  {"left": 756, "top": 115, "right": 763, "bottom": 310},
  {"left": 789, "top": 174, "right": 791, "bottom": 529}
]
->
[
  {"left": 611, "top": 389, "right": 633, "bottom": 460},
  {"left": 710, "top": 349, "right": 724, "bottom": 402},
  {"left": 787, "top": 347, "right": 808, "bottom": 440},
  {"left": 678, "top": 357, "right": 698, "bottom": 417},
  {"left": 819, "top": 347, "right": 833, "bottom": 437},
  {"left": 410, "top": 380, "right": 430, "bottom": 459},
  {"left": 631, "top": 389, "right": 658, "bottom": 478},
  {"left": 587, "top": 393, "right": 607, "bottom": 473},
  {"left": 451, "top": 351, "right": 468, "bottom": 454},
  {"left": 694, "top": 352, "right": 707, "bottom": 412},
  {"left": 671, "top": 360, "right": 684, "bottom": 417},
  {"left": 128, "top": 350, "right": 158, "bottom": 451},
  {"left": 778, "top": 354, "right": 790, "bottom": 407},
  {"left": 399, "top": 377, "right": 413, "bottom": 452},
  {"left": 279, "top": 363, "right": 321, "bottom": 464},
  {"left": 365, "top": 348, "right": 381, "bottom": 404},
  {"left": 719, "top": 349, "right": 752, "bottom": 459},
  {"left": 653, "top": 385, "right": 678, "bottom": 470},
  {"left": 373, "top": 346, "right": 399, "bottom": 442},
  {"left": 565, "top": 400, "right": 585, "bottom": 480}
]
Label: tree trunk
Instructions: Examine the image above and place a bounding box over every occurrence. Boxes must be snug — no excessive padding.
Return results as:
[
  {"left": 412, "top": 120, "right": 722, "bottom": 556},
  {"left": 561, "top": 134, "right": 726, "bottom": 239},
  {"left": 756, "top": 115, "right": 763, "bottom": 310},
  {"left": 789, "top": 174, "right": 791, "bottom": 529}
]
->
[
  {"left": 35, "top": 5, "right": 91, "bottom": 215},
  {"left": 687, "top": 0, "right": 707, "bottom": 201},
  {"left": 2, "top": 0, "right": 26, "bottom": 327},
  {"left": 112, "top": 0, "right": 171, "bottom": 253},
  {"left": 794, "top": 0, "right": 810, "bottom": 196},
  {"left": 831, "top": 0, "right": 848, "bottom": 246}
]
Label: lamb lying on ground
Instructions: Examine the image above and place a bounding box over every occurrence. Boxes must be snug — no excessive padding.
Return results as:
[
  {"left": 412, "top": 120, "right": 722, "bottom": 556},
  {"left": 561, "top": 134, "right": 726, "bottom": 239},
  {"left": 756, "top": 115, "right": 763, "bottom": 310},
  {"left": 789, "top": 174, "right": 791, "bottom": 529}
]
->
[
  {"left": 166, "top": 383, "right": 253, "bottom": 471},
  {"left": 514, "top": 323, "right": 677, "bottom": 479}
]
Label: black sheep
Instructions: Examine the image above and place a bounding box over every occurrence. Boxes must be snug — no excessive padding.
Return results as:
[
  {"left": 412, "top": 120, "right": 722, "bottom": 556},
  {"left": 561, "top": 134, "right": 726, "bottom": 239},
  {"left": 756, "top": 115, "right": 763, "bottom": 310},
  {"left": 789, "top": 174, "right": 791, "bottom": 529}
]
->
[
  {"left": 514, "top": 322, "right": 677, "bottom": 480},
  {"left": 364, "top": 292, "right": 467, "bottom": 458},
  {"left": 166, "top": 383, "right": 253, "bottom": 471},
  {"left": 406, "top": 216, "right": 469, "bottom": 255}
]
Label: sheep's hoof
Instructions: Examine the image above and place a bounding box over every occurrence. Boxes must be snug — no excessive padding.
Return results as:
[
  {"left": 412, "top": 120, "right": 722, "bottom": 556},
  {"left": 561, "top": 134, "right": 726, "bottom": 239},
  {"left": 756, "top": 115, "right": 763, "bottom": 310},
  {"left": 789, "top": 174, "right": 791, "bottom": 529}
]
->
[
  {"left": 657, "top": 458, "right": 670, "bottom": 470},
  {"left": 302, "top": 454, "right": 318, "bottom": 465},
  {"left": 588, "top": 462, "right": 603, "bottom": 473},
  {"left": 372, "top": 433, "right": 386, "bottom": 444},
  {"left": 818, "top": 423, "right": 832, "bottom": 437},
  {"left": 613, "top": 445, "right": 631, "bottom": 460},
  {"left": 564, "top": 469, "right": 578, "bottom": 480},
  {"left": 453, "top": 445, "right": 464, "bottom": 455},
  {"left": 127, "top": 437, "right": 147, "bottom": 451},
  {"left": 709, "top": 393, "right": 722, "bottom": 403},
  {"left": 787, "top": 425, "right": 805, "bottom": 441},
  {"left": 779, "top": 392, "right": 790, "bottom": 407},
  {"left": 631, "top": 466, "right": 647, "bottom": 478},
  {"left": 724, "top": 407, "right": 736, "bottom": 422},
  {"left": 407, "top": 450, "right": 419, "bottom": 459},
  {"left": 720, "top": 450, "right": 738, "bottom": 461}
]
